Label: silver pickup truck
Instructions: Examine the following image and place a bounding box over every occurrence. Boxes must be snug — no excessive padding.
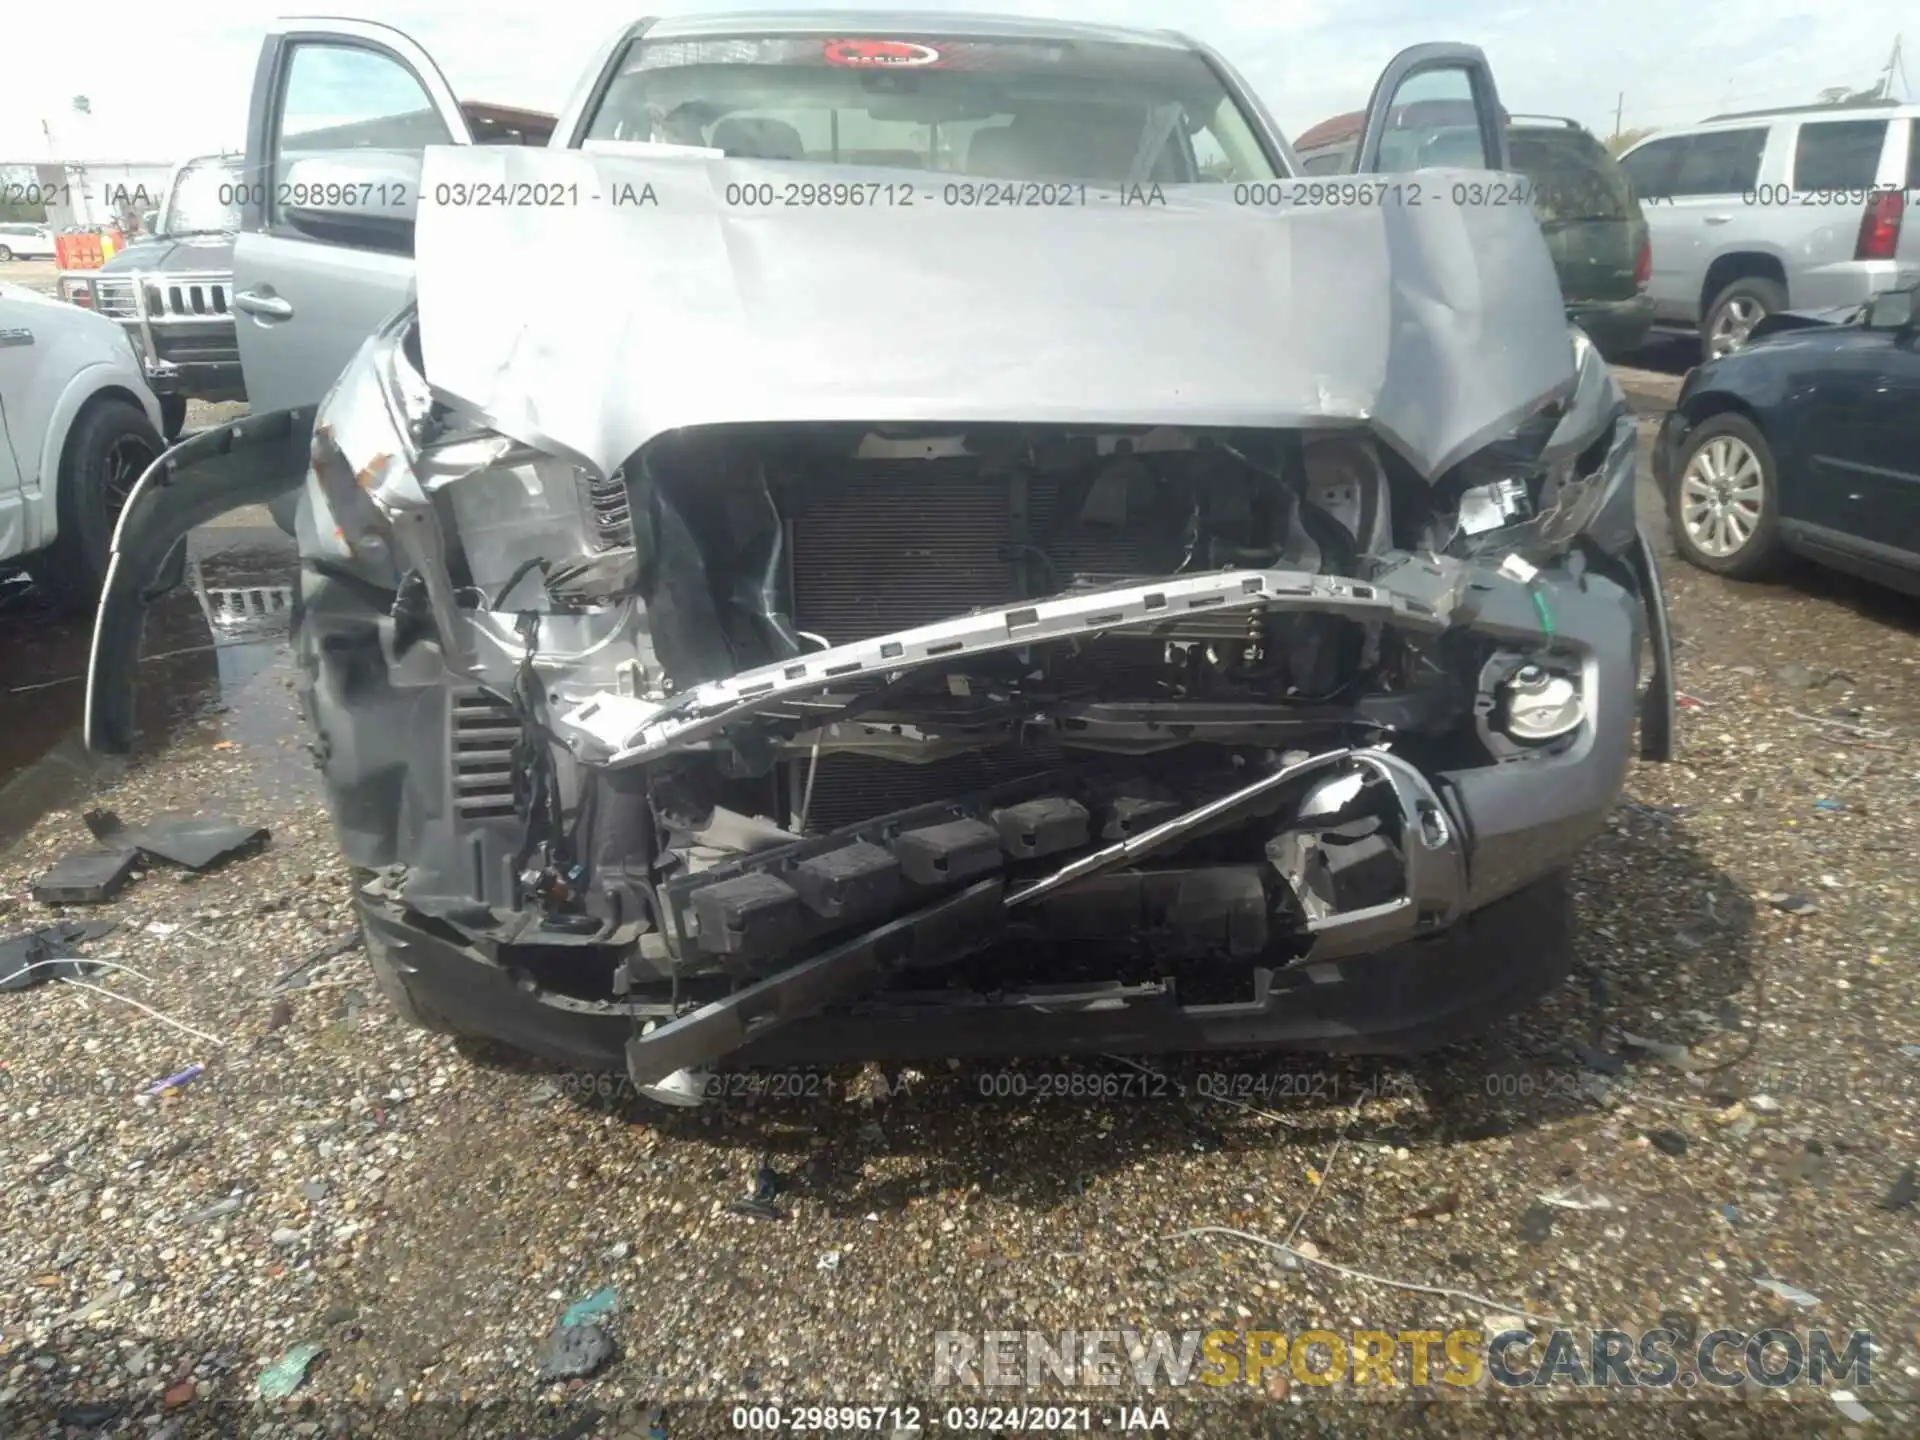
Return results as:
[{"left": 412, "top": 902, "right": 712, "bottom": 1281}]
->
[{"left": 87, "top": 13, "right": 1673, "bottom": 1101}]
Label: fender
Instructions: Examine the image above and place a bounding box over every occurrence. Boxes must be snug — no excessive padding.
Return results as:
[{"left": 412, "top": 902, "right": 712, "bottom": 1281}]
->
[{"left": 86, "top": 406, "right": 314, "bottom": 756}]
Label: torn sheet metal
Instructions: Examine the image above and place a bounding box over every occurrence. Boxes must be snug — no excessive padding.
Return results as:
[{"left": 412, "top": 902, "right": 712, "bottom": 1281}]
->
[
  {"left": 555, "top": 558, "right": 1548, "bottom": 768},
  {"left": 413, "top": 145, "right": 1576, "bottom": 483}
]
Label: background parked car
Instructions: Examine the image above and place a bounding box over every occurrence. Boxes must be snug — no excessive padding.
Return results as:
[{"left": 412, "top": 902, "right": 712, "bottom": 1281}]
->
[
  {"left": 58, "top": 154, "right": 246, "bottom": 440},
  {"left": 1618, "top": 100, "right": 1920, "bottom": 361},
  {"left": 0, "top": 223, "right": 58, "bottom": 262},
  {"left": 0, "top": 283, "right": 169, "bottom": 613},
  {"left": 1293, "top": 110, "right": 1653, "bottom": 358},
  {"left": 1655, "top": 281, "right": 1920, "bottom": 592}
]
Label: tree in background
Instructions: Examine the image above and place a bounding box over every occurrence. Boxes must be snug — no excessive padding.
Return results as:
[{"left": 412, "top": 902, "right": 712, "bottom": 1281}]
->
[
  {"left": 1604, "top": 127, "right": 1654, "bottom": 157},
  {"left": 0, "top": 165, "right": 49, "bottom": 223}
]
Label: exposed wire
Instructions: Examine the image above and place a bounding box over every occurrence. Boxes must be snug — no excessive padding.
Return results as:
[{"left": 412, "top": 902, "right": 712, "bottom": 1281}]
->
[
  {"left": 3, "top": 956, "right": 155, "bottom": 986},
  {"left": 54, "top": 977, "right": 228, "bottom": 1047},
  {"left": 1163, "top": 1225, "right": 1565, "bottom": 1323}
]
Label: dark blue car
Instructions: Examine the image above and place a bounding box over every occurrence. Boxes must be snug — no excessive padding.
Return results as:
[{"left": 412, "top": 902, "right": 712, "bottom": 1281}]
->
[{"left": 1655, "top": 281, "right": 1920, "bottom": 594}]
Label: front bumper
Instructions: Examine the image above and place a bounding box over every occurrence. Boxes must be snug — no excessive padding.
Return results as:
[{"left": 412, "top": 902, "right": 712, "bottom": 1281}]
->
[
  {"left": 85, "top": 401, "right": 1676, "bottom": 1078},
  {"left": 362, "top": 866, "right": 1576, "bottom": 1070}
]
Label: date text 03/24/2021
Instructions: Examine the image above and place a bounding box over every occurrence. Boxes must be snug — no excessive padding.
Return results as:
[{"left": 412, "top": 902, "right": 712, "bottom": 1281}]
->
[{"left": 728, "top": 1404, "right": 1173, "bottom": 1433}]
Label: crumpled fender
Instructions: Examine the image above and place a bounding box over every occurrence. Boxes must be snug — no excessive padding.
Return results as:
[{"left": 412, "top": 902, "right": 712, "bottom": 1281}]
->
[{"left": 85, "top": 407, "right": 314, "bottom": 756}]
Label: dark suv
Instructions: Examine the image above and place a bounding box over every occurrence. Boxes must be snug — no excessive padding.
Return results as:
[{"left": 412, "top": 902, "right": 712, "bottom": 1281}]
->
[{"left": 1296, "top": 111, "right": 1654, "bottom": 357}]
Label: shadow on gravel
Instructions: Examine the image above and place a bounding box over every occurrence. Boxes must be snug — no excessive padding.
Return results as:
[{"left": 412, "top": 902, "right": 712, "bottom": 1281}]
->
[{"left": 448, "top": 803, "right": 1753, "bottom": 1221}]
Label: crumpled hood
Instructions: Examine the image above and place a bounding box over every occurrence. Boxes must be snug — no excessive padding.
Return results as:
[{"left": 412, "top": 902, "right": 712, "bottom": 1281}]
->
[{"left": 414, "top": 145, "right": 1577, "bottom": 481}]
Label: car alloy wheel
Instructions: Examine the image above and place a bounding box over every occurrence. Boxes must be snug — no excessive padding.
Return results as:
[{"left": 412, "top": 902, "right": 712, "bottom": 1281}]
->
[
  {"left": 1678, "top": 433, "right": 1765, "bottom": 557},
  {"left": 101, "top": 433, "right": 156, "bottom": 520},
  {"left": 1707, "top": 296, "right": 1766, "bottom": 358}
]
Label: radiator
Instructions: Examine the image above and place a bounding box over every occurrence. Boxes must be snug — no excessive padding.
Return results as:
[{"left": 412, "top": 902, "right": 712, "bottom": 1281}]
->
[{"left": 786, "top": 460, "right": 1160, "bottom": 827}]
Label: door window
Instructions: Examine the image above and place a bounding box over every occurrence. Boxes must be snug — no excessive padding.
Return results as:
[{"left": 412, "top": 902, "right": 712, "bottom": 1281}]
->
[
  {"left": 1371, "top": 66, "right": 1488, "bottom": 173},
  {"left": 1619, "top": 136, "right": 1684, "bottom": 201},
  {"left": 1792, "top": 119, "right": 1888, "bottom": 191},
  {"left": 272, "top": 43, "right": 452, "bottom": 229},
  {"left": 1667, "top": 128, "right": 1765, "bottom": 197}
]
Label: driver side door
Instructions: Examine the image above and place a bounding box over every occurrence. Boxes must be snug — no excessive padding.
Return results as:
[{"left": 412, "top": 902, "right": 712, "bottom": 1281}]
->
[{"left": 1353, "top": 43, "right": 1508, "bottom": 175}]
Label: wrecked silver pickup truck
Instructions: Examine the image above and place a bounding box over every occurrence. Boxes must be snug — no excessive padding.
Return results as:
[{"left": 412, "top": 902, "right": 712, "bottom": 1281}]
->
[{"left": 86, "top": 19, "right": 1674, "bottom": 1100}]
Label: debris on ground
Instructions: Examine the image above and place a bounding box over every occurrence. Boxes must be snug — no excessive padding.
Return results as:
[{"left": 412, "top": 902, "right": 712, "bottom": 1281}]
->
[
  {"left": 536, "top": 1289, "right": 620, "bottom": 1382},
  {"left": 257, "top": 1339, "right": 326, "bottom": 1400},
  {"left": 143, "top": 1063, "right": 203, "bottom": 1097},
  {"left": 1537, "top": 1185, "right": 1616, "bottom": 1211},
  {"left": 1880, "top": 1166, "right": 1917, "bottom": 1211},
  {"left": 84, "top": 809, "right": 271, "bottom": 871},
  {"left": 0, "top": 919, "right": 114, "bottom": 990},
  {"left": 1517, "top": 1204, "right": 1555, "bottom": 1242},
  {"left": 30, "top": 848, "right": 139, "bottom": 904},
  {"left": 1569, "top": 1043, "right": 1627, "bottom": 1075},
  {"left": 560, "top": 1286, "right": 619, "bottom": 1329},
  {"left": 1764, "top": 891, "right": 1819, "bottom": 916},
  {"left": 1830, "top": 1391, "right": 1875, "bottom": 1424},
  {"left": 1648, "top": 1129, "right": 1690, "bottom": 1157},
  {"left": 727, "top": 1154, "right": 785, "bottom": 1221},
  {"left": 1621, "top": 1031, "right": 1697, "bottom": 1071},
  {"left": 1754, "top": 1277, "right": 1822, "bottom": 1308}
]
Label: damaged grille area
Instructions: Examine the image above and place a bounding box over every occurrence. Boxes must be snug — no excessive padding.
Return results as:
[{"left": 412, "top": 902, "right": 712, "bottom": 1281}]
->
[{"left": 450, "top": 690, "right": 521, "bottom": 820}]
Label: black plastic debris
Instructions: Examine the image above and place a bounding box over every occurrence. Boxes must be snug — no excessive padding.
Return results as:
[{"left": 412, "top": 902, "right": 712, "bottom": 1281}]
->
[
  {"left": 1570, "top": 1043, "right": 1626, "bottom": 1076},
  {"left": 57, "top": 1402, "right": 120, "bottom": 1429},
  {"left": 0, "top": 920, "right": 116, "bottom": 990},
  {"left": 31, "top": 849, "right": 140, "bottom": 905},
  {"left": 1881, "top": 1166, "right": 1917, "bottom": 1212},
  {"left": 727, "top": 1153, "right": 785, "bottom": 1221},
  {"left": 1764, "top": 891, "right": 1818, "bottom": 916},
  {"left": 1648, "top": 1129, "right": 1690, "bottom": 1157},
  {"left": 86, "top": 810, "right": 270, "bottom": 871},
  {"left": 1517, "top": 1203, "right": 1556, "bottom": 1242}
]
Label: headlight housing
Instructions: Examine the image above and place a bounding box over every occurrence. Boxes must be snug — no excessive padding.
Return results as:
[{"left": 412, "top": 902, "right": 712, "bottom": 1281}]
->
[
  {"left": 311, "top": 306, "right": 637, "bottom": 608},
  {"left": 1445, "top": 327, "right": 1638, "bottom": 562}
]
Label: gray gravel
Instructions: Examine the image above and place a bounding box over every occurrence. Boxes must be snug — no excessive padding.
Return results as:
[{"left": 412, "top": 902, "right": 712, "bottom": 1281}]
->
[{"left": 1, "top": 367, "right": 1916, "bottom": 1438}]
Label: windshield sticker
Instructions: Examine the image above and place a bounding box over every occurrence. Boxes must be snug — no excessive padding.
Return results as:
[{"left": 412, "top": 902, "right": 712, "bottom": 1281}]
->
[{"left": 822, "top": 39, "right": 942, "bottom": 68}]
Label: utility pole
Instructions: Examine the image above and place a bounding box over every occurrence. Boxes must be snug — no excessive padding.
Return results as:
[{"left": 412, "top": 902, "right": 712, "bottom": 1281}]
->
[{"left": 1613, "top": 92, "right": 1623, "bottom": 138}]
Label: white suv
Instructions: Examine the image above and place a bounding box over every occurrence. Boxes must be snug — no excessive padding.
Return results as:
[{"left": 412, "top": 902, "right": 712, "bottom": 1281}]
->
[
  {"left": 1618, "top": 101, "right": 1919, "bottom": 359},
  {"left": 0, "top": 223, "right": 58, "bottom": 262},
  {"left": 0, "top": 282, "right": 168, "bottom": 612}
]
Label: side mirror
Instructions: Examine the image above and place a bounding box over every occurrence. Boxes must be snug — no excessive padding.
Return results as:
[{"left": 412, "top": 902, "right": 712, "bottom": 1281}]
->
[
  {"left": 278, "top": 152, "right": 423, "bottom": 254},
  {"left": 1864, "top": 287, "right": 1915, "bottom": 332}
]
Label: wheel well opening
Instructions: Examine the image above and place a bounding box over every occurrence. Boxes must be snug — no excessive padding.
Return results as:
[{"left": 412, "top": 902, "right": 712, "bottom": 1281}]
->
[
  {"left": 1682, "top": 392, "right": 1768, "bottom": 436},
  {"left": 1700, "top": 254, "right": 1788, "bottom": 318}
]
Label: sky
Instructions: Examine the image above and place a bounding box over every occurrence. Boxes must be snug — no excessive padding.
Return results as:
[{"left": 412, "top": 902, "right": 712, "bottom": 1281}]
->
[{"left": 0, "top": 0, "right": 1909, "bottom": 162}]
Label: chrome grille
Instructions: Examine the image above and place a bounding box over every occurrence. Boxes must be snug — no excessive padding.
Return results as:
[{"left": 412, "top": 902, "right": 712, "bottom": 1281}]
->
[
  {"left": 145, "top": 275, "right": 230, "bottom": 319},
  {"left": 91, "top": 277, "right": 137, "bottom": 318},
  {"left": 450, "top": 690, "right": 521, "bottom": 820}
]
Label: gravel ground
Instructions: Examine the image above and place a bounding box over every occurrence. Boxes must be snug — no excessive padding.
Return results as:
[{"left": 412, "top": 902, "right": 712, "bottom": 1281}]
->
[{"left": 1, "top": 366, "right": 1916, "bottom": 1439}]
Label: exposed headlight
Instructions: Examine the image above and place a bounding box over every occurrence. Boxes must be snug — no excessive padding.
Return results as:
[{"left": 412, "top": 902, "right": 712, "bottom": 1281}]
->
[
  {"left": 1446, "top": 327, "right": 1637, "bottom": 561},
  {"left": 1500, "top": 663, "right": 1584, "bottom": 742}
]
